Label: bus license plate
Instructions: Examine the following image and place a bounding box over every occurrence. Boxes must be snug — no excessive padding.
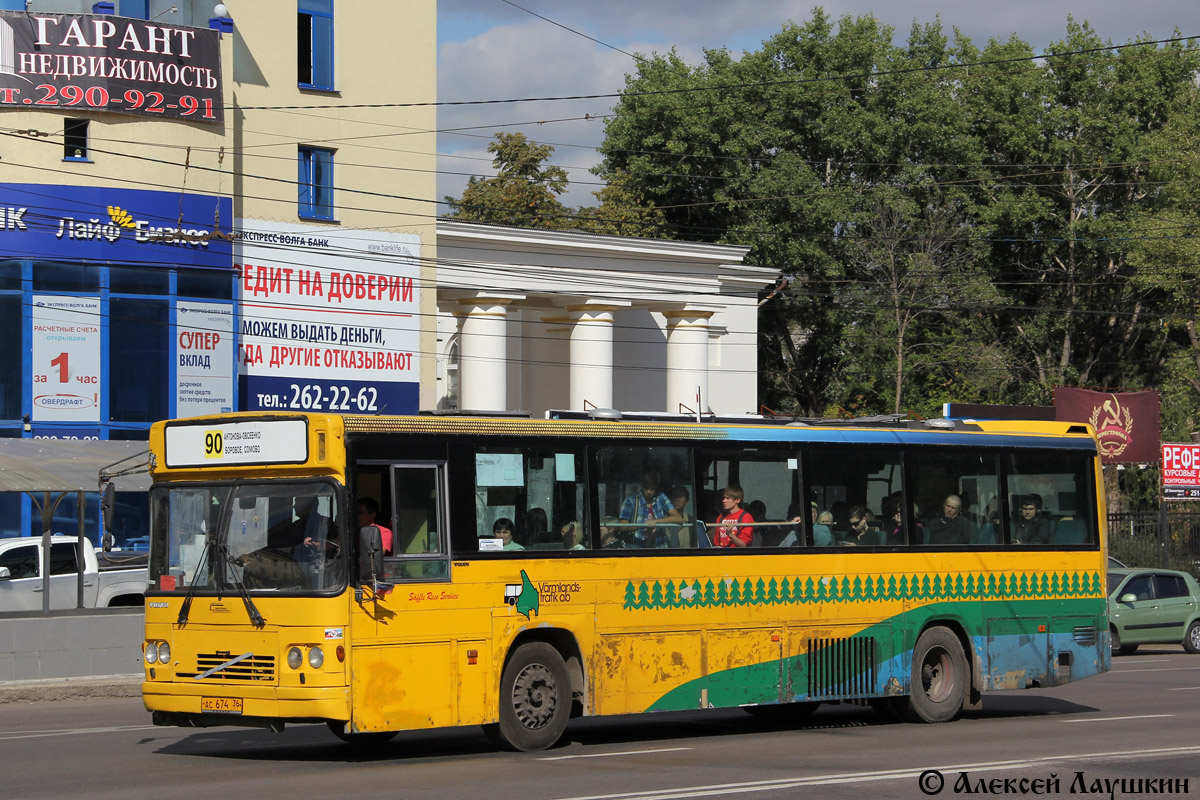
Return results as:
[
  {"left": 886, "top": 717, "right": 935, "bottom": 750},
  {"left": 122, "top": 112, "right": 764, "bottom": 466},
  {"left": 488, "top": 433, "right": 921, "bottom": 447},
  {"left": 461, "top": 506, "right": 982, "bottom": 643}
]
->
[{"left": 201, "top": 697, "right": 243, "bottom": 714}]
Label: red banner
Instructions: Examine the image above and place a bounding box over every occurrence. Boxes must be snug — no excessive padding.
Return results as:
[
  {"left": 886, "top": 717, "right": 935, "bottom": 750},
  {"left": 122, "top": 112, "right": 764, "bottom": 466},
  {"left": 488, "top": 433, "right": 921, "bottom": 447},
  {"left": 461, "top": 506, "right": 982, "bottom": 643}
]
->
[{"left": 1053, "top": 388, "right": 1160, "bottom": 464}]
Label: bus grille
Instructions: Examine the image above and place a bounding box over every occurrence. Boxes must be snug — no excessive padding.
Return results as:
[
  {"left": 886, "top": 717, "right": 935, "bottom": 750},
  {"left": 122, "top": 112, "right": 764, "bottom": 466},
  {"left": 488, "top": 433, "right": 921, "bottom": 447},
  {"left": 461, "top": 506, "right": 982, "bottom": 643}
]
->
[
  {"left": 1072, "top": 626, "right": 1098, "bottom": 646},
  {"left": 807, "top": 637, "right": 876, "bottom": 700},
  {"left": 180, "top": 653, "right": 277, "bottom": 682}
]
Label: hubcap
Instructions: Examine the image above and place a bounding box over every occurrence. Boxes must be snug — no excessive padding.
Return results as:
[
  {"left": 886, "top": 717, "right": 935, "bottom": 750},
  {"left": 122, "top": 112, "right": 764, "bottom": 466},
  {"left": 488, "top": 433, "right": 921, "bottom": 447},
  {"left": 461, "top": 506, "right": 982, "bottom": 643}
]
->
[
  {"left": 1189, "top": 625, "right": 1200, "bottom": 650},
  {"left": 920, "top": 647, "right": 953, "bottom": 703},
  {"left": 511, "top": 662, "right": 558, "bottom": 730}
]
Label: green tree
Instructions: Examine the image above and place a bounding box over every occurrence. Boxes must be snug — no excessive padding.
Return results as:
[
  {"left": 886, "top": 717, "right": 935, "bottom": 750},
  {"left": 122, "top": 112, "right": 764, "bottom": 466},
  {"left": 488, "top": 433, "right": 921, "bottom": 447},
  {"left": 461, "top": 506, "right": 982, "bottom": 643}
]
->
[{"left": 444, "top": 133, "right": 570, "bottom": 228}]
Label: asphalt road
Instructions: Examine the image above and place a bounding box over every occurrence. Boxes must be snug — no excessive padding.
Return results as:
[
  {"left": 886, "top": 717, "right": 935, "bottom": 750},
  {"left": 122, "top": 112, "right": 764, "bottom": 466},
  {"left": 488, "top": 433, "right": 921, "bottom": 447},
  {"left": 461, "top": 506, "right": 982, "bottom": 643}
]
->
[{"left": 2, "top": 647, "right": 1198, "bottom": 800}]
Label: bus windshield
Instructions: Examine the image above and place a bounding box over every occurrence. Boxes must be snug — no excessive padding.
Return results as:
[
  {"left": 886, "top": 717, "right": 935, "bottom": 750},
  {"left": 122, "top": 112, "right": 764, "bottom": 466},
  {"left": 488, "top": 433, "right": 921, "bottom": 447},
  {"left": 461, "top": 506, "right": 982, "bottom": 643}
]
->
[{"left": 149, "top": 481, "right": 343, "bottom": 594}]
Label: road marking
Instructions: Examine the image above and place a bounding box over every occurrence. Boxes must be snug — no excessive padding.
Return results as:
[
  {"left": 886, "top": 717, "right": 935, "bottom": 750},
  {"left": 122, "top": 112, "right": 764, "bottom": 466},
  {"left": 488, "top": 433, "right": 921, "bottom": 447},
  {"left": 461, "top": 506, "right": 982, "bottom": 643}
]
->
[
  {"left": 0, "top": 724, "right": 158, "bottom": 741},
  {"left": 1109, "top": 666, "right": 1200, "bottom": 673},
  {"left": 1166, "top": 686, "right": 1200, "bottom": 690},
  {"left": 1112, "top": 659, "right": 1172, "bottom": 665},
  {"left": 1062, "top": 714, "right": 1173, "bottom": 723},
  {"left": 542, "top": 747, "right": 692, "bottom": 761},
  {"left": 549, "top": 745, "right": 1200, "bottom": 800}
]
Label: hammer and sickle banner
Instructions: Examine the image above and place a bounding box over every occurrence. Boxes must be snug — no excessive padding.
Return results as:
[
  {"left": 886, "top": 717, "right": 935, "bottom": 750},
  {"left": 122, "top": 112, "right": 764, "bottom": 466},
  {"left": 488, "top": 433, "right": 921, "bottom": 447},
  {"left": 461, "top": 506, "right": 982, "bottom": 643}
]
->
[{"left": 1053, "top": 388, "right": 1160, "bottom": 464}]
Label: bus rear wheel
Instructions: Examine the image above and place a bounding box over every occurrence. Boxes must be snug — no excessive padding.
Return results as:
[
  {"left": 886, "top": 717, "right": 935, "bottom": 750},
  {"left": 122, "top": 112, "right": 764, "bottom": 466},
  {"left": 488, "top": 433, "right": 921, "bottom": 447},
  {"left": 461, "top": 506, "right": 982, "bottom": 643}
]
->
[
  {"left": 497, "top": 641, "right": 571, "bottom": 751},
  {"left": 900, "top": 626, "right": 966, "bottom": 724}
]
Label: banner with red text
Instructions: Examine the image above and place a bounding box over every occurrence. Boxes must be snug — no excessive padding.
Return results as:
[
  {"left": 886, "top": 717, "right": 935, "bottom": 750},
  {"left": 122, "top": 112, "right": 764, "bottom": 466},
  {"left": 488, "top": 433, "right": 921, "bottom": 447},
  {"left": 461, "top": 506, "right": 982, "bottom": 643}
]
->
[{"left": 1053, "top": 388, "right": 1160, "bottom": 464}]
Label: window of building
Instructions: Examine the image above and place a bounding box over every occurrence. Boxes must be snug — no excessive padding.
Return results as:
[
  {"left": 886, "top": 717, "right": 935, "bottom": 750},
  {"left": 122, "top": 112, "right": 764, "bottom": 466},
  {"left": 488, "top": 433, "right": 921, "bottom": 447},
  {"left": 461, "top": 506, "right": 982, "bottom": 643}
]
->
[
  {"left": 177, "top": 268, "right": 234, "bottom": 300},
  {"left": 64, "top": 119, "right": 89, "bottom": 161},
  {"left": 32, "top": 262, "right": 100, "bottom": 293},
  {"left": 0, "top": 295, "right": 21, "bottom": 421},
  {"left": 110, "top": 265, "right": 169, "bottom": 295},
  {"left": 297, "top": 0, "right": 334, "bottom": 89},
  {"left": 298, "top": 146, "right": 334, "bottom": 220},
  {"left": 120, "top": 1, "right": 150, "bottom": 18},
  {"left": 108, "top": 298, "right": 169, "bottom": 423}
]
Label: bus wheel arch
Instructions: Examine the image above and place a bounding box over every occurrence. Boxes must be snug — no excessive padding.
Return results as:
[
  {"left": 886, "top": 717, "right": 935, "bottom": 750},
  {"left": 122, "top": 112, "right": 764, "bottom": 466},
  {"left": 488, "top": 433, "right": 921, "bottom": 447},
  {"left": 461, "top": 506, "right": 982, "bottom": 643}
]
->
[{"left": 900, "top": 623, "right": 971, "bottom": 723}]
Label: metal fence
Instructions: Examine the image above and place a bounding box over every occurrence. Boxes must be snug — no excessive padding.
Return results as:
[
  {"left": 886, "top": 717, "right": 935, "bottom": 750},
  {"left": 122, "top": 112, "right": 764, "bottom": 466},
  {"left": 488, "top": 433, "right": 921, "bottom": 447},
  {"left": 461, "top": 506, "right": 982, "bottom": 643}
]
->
[{"left": 1107, "top": 511, "right": 1200, "bottom": 578}]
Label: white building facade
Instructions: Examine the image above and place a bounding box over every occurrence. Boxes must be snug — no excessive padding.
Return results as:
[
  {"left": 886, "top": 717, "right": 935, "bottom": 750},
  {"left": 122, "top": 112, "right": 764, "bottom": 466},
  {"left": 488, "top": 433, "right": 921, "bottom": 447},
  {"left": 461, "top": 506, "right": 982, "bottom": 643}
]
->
[{"left": 436, "top": 221, "right": 778, "bottom": 418}]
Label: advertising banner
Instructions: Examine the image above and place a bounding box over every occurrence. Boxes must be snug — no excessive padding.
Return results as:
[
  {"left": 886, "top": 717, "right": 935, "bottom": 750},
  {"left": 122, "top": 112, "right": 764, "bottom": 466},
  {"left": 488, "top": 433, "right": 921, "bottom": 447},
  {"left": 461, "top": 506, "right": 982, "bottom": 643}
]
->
[
  {"left": 0, "top": 12, "right": 222, "bottom": 122},
  {"left": 1053, "top": 387, "right": 1161, "bottom": 464},
  {"left": 32, "top": 295, "right": 101, "bottom": 422},
  {"left": 0, "top": 183, "right": 232, "bottom": 268},
  {"left": 175, "top": 301, "right": 234, "bottom": 418},
  {"left": 1162, "top": 443, "right": 1200, "bottom": 501},
  {"left": 236, "top": 221, "right": 421, "bottom": 415}
]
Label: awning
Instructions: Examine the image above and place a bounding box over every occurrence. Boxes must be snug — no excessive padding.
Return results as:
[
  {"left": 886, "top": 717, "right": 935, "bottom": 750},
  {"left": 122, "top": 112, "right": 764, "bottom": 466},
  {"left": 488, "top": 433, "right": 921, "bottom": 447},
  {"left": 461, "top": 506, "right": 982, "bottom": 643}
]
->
[{"left": 0, "top": 439, "right": 152, "bottom": 493}]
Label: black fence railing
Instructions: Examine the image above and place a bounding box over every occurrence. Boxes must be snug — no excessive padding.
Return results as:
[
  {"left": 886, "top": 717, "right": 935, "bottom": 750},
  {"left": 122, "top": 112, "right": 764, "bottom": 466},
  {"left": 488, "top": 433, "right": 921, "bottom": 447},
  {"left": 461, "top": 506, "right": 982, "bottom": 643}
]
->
[{"left": 1106, "top": 511, "right": 1200, "bottom": 578}]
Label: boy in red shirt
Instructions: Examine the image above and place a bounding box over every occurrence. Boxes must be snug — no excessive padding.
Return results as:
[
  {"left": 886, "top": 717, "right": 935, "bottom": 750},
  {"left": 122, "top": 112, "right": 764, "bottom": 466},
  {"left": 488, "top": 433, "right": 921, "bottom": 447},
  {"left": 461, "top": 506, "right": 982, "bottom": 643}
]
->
[{"left": 713, "top": 486, "right": 754, "bottom": 547}]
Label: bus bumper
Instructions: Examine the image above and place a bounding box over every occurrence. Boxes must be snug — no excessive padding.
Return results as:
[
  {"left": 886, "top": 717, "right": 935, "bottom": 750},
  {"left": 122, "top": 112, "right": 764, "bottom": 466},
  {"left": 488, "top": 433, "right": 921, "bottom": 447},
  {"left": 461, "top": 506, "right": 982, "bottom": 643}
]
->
[{"left": 142, "top": 682, "right": 350, "bottom": 727}]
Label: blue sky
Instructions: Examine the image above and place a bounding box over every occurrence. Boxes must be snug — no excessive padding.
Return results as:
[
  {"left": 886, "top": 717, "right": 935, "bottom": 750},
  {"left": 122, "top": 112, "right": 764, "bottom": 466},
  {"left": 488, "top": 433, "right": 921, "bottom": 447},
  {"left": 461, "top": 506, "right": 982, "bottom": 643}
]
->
[{"left": 436, "top": 1, "right": 1200, "bottom": 209}]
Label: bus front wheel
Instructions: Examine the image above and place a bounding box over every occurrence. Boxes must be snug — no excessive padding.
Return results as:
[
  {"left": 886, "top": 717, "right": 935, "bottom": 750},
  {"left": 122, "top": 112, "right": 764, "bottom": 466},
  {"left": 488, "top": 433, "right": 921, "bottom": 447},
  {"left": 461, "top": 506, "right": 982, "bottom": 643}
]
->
[
  {"left": 901, "top": 626, "right": 966, "bottom": 724},
  {"left": 497, "top": 641, "right": 571, "bottom": 751}
]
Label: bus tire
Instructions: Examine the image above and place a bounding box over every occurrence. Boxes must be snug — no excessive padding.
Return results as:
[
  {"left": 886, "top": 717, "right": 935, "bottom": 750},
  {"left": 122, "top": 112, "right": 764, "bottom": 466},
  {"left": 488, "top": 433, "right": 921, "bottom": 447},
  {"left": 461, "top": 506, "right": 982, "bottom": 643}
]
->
[
  {"left": 901, "top": 626, "right": 966, "bottom": 724},
  {"left": 497, "top": 641, "right": 571, "bottom": 751},
  {"left": 325, "top": 720, "right": 397, "bottom": 746},
  {"left": 1184, "top": 620, "right": 1200, "bottom": 654}
]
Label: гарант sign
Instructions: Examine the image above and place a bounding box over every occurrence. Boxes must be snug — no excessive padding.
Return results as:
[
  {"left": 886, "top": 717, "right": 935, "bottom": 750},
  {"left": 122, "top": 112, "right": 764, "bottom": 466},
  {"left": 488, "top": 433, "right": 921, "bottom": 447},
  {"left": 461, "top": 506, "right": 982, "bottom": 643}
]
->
[{"left": 0, "top": 11, "right": 222, "bottom": 122}]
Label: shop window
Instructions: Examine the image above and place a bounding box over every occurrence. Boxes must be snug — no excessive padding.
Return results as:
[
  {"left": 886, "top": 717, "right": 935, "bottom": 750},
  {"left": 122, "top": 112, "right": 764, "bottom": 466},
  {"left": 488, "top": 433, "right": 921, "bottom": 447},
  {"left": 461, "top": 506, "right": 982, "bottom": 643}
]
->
[
  {"left": 0, "top": 296, "right": 19, "bottom": 420},
  {"left": 177, "top": 268, "right": 234, "bottom": 300},
  {"left": 64, "top": 119, "right": 89, "bottom": 161},
  {"left": 0, "top": 261, "right": 19, "bottom": 292},
  {"left": 109, "top": 298, "right": 168, "bottom": 423},
  {"left": 110, "top": 265, "right": 169, "bottom": 295},
  {"left": 32, "top": 262, "right": 100, "bottom": 293},
  {"left": 297, "top": 0, "right": 334, "bottom": 89},
  {"left": 298, "top": 146, "right": 334, "bottom": 220}
]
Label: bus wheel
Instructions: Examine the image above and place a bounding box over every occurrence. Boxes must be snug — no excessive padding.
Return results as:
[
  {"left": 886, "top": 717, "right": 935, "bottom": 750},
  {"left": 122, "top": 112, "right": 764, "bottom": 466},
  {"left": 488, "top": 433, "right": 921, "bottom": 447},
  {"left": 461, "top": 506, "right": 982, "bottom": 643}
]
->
[
  {"left": 325, "top": 720, "right": 397, "bottom": 746},
  {"left": 1184, "top": 620, "right": 1200, "bottom": 654},
  {"left": 497, "top": 642, "right": 571, "bottom": 751},
  {"left": 901, "top": 626, "right": 966, "bottom": 724}
]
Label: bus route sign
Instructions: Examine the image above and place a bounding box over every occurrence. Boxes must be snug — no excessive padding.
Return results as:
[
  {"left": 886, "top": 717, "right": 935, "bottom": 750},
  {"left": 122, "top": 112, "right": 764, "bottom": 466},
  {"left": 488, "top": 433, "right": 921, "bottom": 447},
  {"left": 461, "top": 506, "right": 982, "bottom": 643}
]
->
[{"left": 1162, "top": 443, "right": 1200, "bottom": 500}]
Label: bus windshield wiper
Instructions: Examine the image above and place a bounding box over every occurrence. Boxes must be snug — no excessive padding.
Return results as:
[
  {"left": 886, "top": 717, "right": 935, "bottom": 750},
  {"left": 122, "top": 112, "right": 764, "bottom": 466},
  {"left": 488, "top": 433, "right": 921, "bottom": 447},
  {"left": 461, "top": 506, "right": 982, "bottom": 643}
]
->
[
  {"left": 177, "top": 530, "right": 214, "bottom": 626},
  {"left": 219, "top": 543, "right": 266, "bottom": 629}
]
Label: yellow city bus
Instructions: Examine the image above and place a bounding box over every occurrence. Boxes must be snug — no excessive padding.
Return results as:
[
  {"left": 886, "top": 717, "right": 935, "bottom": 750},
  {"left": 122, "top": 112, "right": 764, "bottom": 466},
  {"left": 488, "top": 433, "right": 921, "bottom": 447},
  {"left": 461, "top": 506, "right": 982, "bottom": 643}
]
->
[{"left": 142, "top": 411, "right": 1110, "bottom": 751}]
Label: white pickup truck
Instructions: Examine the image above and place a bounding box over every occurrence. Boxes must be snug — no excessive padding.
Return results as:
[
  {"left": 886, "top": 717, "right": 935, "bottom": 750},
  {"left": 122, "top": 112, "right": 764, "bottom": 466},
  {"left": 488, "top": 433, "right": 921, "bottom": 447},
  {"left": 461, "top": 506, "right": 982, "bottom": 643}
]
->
[{"left": 0, "top": 536, "right": 149, "bottom": 612}]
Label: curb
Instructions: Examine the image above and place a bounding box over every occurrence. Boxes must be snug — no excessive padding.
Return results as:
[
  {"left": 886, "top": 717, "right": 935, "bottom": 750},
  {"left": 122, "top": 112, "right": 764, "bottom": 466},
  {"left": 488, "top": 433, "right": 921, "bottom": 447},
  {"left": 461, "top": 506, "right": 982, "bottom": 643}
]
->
[{"left": 0, "top": 674, "right": 142, "bottom": 704}]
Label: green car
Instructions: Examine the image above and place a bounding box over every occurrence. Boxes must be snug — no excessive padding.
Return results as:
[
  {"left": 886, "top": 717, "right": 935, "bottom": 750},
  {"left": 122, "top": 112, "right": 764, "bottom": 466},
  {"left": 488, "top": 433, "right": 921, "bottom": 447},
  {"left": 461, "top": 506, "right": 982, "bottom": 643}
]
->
[{"left": 1107, "top": 568, "right": 1200, "bottom": 655}]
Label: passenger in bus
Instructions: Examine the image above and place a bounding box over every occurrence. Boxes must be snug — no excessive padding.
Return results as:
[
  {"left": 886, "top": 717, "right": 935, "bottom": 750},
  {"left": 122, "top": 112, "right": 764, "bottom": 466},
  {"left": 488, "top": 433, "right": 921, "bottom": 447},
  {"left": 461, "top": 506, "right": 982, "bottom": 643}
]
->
[
  {"left": 813, "top": 510, "right": 834, "bottom": 546},
  {"left": 668, "top": 486, "right": 694, "bottom": 548},
  {"left": 926, "top": 494, "right": 971, "bottom": 545},
  {"left": 713, "top": 486, "right": 754, "bottom": 548},
  {"left": 881, "top": 496, "right": 906, "bottom": 545},
  {"left": 1013, "top": 495, "right": 1053, "bottom": 544},
  {"left": 493, "top": 518, "right": 524, "bottom": 551},
  {"left": 619, "top": 470, "right": 683, "bottom": 548},
  {"left": 599, "top": 516, "right": 624, "bottom": 549},
  {"left": 523, "top": 508, "right": 549, "bottom": 547},
  {"left": 560, "top": 520, "right": 586, "bottom": 550},
  {"left": 843, "top": 505, "right": 873, "bottom": 545},
  {"left": 778, "top": 501, "right": 808, "bottom": 547},
  {"left": 356, "top": 497, "right": 393, "bottom": 555}
]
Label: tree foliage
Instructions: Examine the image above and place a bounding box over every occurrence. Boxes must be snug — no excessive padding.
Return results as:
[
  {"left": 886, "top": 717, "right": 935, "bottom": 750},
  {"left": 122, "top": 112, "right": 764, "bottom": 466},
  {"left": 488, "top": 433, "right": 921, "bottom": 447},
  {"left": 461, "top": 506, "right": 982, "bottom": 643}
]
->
[{"left": 592, "top": 10, "right": 1200, "bottom": 426}]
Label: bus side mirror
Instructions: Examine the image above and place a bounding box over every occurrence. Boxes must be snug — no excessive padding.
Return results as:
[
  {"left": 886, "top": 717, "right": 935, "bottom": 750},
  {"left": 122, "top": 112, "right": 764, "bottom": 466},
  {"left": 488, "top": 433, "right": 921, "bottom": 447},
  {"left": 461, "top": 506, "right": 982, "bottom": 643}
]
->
[
  {"left": 358, "top": 525, "right": 384, "bottom": 583},
  {"left": 100, "top": 482, "right": 115, "bottom": 535}
]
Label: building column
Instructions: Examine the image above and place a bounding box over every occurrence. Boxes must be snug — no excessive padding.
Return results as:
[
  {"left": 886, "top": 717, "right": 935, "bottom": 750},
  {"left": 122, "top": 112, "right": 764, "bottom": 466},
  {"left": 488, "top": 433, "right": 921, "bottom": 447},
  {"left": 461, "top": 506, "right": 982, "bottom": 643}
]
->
[
  {"left": 568, "top": 304, "right": 618, "bottom": 411},
  {"left": 665, "top": 309, "right": 714, "bottom": 415},
  {"left": 456, "top": 297, "right": 512, "bottom": 411}
]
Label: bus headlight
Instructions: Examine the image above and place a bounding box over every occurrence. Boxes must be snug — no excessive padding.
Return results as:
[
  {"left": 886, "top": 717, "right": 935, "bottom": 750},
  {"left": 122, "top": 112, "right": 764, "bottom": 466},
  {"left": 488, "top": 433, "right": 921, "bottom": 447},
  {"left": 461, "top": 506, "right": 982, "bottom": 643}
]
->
[
  {"left": 287, "top": 647, "right": 304, "bottom": 670},
  {"left": 156, "top": 641, "right": 171, "bottom": 664},
  {"left": 307, "top": 646, "right": 324, "bottom": 669},
  {"left": 144, "top": 642, "right": 158, "bottom": 664}
]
